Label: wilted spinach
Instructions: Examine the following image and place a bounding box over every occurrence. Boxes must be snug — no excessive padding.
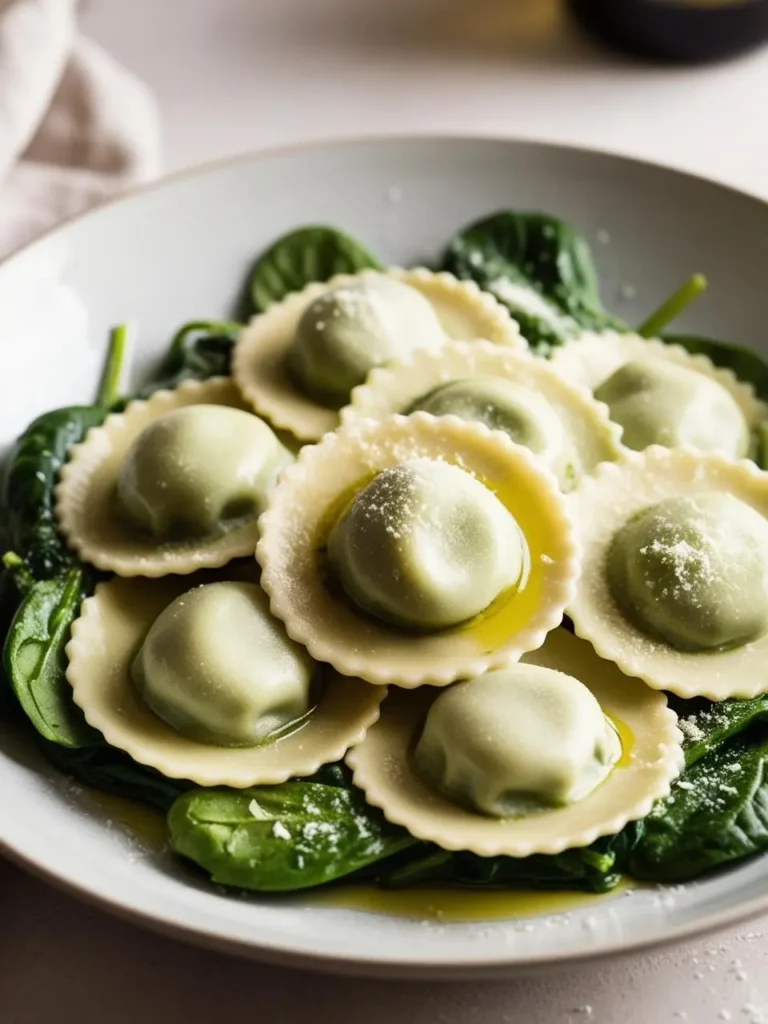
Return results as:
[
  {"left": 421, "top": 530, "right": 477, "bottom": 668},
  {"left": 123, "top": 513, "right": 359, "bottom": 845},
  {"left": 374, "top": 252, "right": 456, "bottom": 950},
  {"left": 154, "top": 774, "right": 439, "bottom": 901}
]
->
[
  {"left": 441, "top": 211, "right": 623, "bottom": 352},
  {"left": 301, "top": 761, "right": 353, "bottom": 788},
  {"left": 380, "top": 827, "right": 640, "bottom": 894},
  {"left": 43, "top": 741, "right": 190, "bottom": 812},
  {"left": 629, "top": 731, "right": 768, "bottom": 883},
  {"left": 2, "top": 563, "right": 191, "bottom": 808},
  {"left": 169, "top": 772, "right": 641, "bottom": 895},
  {"left": 168, "top": 782, "right": 416, "bottom": 891},
  {"left": 0, "top": 557, "right": 29, "bottom": 641},
  {"left": 669, "top": 694, "right": 768, "bottom": 768},
  {"left": 135, "top": 320, "right": 242, "bottom": 397},
  {"left": 248, "top": 226, "right": 382, "bottom": 313},
  {"left": 0, "top": 326, "right": 127, "bottom": 583},
  {"left": 0, "top": 406, "right": 108, "bottom": 582},
  {"left": 2, "top": 567, "right": 98, "bottom": 747}
]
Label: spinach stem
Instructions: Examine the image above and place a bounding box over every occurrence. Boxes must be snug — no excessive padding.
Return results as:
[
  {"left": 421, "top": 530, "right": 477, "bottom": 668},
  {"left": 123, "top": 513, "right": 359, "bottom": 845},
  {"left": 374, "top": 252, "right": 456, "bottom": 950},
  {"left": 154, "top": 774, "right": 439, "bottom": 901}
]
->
[
  {"left": 637, "top": 274, "right": 707, "bottom": 338},
  {"left": 96, "top": 324, "right": 130, "bottom": 408},
  {"left": 169, "top": 320, "right": 241, "bottom": 355}
]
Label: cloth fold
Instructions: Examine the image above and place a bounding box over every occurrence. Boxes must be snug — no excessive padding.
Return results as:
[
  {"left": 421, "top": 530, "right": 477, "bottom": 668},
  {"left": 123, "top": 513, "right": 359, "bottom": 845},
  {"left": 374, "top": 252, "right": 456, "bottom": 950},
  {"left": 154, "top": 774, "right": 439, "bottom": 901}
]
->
[{"left": 0, "top": 0, "right": 160, "bottom": 259}]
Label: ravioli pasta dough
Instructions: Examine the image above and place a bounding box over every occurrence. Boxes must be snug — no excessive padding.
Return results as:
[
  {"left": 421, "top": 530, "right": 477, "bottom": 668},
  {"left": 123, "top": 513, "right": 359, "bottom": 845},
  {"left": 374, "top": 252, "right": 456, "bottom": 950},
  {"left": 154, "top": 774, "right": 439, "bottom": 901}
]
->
[
  {"left": 594, "top": 359, "right": 749, "bottom": 457},
  {"left": 55, "top": 379, "right": 291, "bottom": 577},
  {"left": 133, "top": 581, "right": 314, "bottom": 746},
  {"left": 15, "top": 213, "right": 768, "bottom": 905},
  {"left": 66, "top": 572, "right": 385, "bottom": 786},
  {"left": 408, "top": 378, "right": 577, "bottom": 485},
  {"left": 327, "top": 459, "right": 524, "bottom": 630},
  {"left": 340, "top": 340, "right": 621, "bottom": 490},
  {"left": 287, "top": 277, "right": 445, "bottom": 407},
  {"left": 117, "top": 405, "right": 287, "bottom": 542},
  {"left": 256, "top": 413, "right": 579, "bottom": 686},
  {"left": 233, "top": 269, "right": 522, "bottom": 441},
  {"left": 414, "top": 665, "right": 621, "bottom": 817},
  {"left": 568, "top": 447, "right": 768, "bottom": 699},
  {"left": 346, "top": 627, "right": 683, "bottom": 857},
  {"left": 409, "top": 375, "right": 562, "bottom": 448},
  {"left": 607, "top": 493, "right": 768, "bottom": 653},
  {"left": 549, "top": 331, "right": 766, "bottom": 457}
]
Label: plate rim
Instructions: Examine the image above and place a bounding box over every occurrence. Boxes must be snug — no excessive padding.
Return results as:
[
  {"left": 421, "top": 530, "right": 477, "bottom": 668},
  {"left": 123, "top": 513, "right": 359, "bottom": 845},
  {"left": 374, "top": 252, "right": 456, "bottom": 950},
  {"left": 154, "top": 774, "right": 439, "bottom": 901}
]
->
[
  {"left": 3, "top": 131, "right": 768, "bottom": 974},
  {"left": 3, "top": 130, "right": 768, "bottom": 272},
  {"left": 3, "top": 831, "right": 767, "bottom": 978}
]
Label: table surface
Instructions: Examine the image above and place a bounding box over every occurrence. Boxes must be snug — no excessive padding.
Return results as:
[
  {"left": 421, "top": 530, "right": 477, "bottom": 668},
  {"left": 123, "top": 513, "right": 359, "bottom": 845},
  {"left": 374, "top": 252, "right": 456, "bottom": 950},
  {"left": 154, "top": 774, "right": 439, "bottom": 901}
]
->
[{"left": 6, "top": 1, "right": 768, "bottom": 1021}]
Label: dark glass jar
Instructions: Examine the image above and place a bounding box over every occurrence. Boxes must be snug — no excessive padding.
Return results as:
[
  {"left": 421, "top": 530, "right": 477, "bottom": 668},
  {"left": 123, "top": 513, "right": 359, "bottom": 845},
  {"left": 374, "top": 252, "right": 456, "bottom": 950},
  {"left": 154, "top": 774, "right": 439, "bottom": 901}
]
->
[{"left": 567, "top": 0, "right": 768, "bottom": 63}]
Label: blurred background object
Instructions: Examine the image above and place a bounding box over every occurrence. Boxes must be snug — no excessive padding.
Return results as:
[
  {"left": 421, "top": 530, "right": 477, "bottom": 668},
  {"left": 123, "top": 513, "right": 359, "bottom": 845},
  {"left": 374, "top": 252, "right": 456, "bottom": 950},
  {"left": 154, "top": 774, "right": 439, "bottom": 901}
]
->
[
  {"left": 76, "top": 0, "right": 768, "bottom": 201},
  {"left": 0, "top": 0, "right": 160, "bottom": 258},
  {"left": 568, "top": 0, "right": 768, "bottom": 63}
]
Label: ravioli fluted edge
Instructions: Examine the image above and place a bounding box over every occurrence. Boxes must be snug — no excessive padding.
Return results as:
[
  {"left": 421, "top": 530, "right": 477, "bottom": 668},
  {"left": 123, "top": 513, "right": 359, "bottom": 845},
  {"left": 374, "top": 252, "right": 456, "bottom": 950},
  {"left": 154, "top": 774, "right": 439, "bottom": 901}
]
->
[
  {"left": 66, "top": 572, "right": 386, "bottom": 787},
  {"left": 568, "top": 445, "right": 768, "bottom": 699},
  {"left": 232, "top": 268, "right": 523, "bottom": 442},
  {"left": 56, "top": 378, "right": 288, "bottom": 577},
  {"left": 346, "top": 628, "right": 684, "bottom": 857},
  {"left": 256, "top": 412, "right": 582, "bottom": 687}
]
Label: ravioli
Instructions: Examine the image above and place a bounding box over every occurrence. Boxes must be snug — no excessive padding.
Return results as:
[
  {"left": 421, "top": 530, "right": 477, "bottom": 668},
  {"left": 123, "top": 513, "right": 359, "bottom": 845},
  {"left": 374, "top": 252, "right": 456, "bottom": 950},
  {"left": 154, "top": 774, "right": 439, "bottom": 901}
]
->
[
  {"left": 409, "top": 376, "right": 567, "bottom": 456},
  {"left": 340, "top": 340, "right": 621, "bottom": 489},
  {"left": 133, "top": 581, "right": 314, "bottom": 746},
  {"left": 607, "top": 493, "right": 768, "bottom": 653},
  {"left": 414, "top": 665, "right": 620, "bottom": 817},
  {"left": 232, "top": 269, "right": 523, "bottom": 442},
  {"left": 56, "top": 378, "right": 292, "bottom": 577},
  {"left": 346, "top": 628, "right": 682, "bottom": 856},
  {"left": 66, "top": 570, "right": 385, "bottom": 786},
  {"left": 568, "top": 446, "right": 768, "bottom": 699},
  {"left": 117, "top": 405, "right": 285, "bottom": 542},
  {"left": 594, "top": 359, "right": 749, "bottom": 457},
  {"left": 256, "top": 412, "right": 579, "bottom": 687},
  {"left": 327, "top": 459, "right": 524, "bottom": 630},
  {"left": 287, "top": 276, "right": 444, "bottom": 407},
  {"left": 549, "top": 332, "right": 766, "bottom": 457}
]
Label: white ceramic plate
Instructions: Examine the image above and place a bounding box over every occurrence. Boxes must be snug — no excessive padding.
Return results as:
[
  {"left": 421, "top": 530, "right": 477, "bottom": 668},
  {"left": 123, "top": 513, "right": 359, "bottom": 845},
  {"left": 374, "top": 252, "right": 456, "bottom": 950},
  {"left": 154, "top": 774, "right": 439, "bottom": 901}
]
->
[{"left": 3, "top": 137, "right": 768, "bottom": 978}]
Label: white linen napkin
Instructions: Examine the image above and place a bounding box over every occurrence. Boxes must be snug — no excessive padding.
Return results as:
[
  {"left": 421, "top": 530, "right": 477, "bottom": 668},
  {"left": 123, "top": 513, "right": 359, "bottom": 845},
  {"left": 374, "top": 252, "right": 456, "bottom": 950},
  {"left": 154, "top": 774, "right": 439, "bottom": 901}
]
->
[{"left": 0, "top": 0, "right": 160, "bottom": 260}]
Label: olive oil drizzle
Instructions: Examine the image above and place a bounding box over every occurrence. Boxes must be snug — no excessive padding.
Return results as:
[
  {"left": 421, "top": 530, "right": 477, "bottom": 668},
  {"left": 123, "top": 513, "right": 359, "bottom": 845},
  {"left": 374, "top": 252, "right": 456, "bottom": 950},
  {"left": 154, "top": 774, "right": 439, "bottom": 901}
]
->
[
  {"left": 314, "top": 461, "right": 563, "bottom": 651},
  {"left": 91, "top": 787, "right": 633, "bottom": 921},
  {"left": 307, "top": 879, "right": 636, "bottom": 922}
]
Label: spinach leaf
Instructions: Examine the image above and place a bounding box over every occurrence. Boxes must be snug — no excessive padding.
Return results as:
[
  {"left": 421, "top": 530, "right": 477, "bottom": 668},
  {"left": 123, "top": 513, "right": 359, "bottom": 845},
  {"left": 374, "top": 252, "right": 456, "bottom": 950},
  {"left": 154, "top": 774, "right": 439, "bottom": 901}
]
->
[
  {"left": 441, "top": 211, "right": 623, "bottom": 352},
  {"left": 2, "top": 567, "right": 98, "bottom": 747},
  {"left": 300, "top": 761, "right": 352, "bottom": 788},
  {"left": 135, "top": 320, "right": 241, "bottom": 398},
  {"left": 2, "top": 557, "right": 191, "bottom": 807},
  {"left": 759, "top": 422, "right": 768, "bottom": 471},
  {"left": 629, "top": 732, "right": 768, "bottom": 883},
  {"left": 669, "top": 694, "right": 768, "bottom": 768},
  {"left": 379, "top": 827, "right": 640, "bottom": 894},
  {"left": 664, "top": 333, "right": 768, "bottom": 401},
  {"left": 168, "top": 782, "right": 416, "bottom": 891},
  {"left": 0, "top": 561, "right": 27, "bottom": 642},
  {"left": 0, "top": 406, "right": 107, "bottom": 580},
  {"left": 43, "top": 741, "right": 190, "bottom": 813},
  {"left": 0, "top": 326, "right": 128, "bottom": 581},
  {"left": 248, "top": 226, "right": 382, "bottom": 313}
]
